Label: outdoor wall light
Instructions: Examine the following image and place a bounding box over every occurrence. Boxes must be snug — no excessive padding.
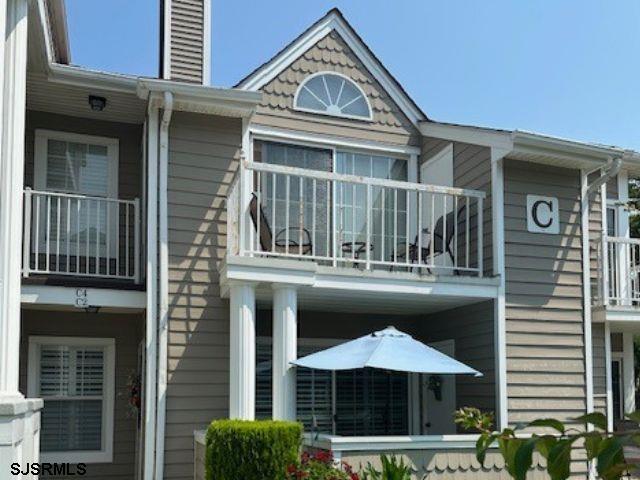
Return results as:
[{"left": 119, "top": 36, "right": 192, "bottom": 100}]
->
[{"left": 88, "top": 95, "right": 107, "bottom": 111}]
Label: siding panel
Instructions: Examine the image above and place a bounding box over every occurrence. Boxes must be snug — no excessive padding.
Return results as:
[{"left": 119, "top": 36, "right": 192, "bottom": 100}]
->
[
  {"left": 165, "top": 112, "right": 241, "bottom": 480},
  {"left": 504, "top": 160, "right": 587, "bottom": 427},
  {"left": 167, "top": 0, "right": 205, "bottom": 83}
]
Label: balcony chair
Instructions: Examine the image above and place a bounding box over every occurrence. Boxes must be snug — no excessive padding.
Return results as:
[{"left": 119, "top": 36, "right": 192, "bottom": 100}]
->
[
  {"left": 391, "top": 205, "right": 466, "bottom": 272},
  {"left": 249, "top": 193, "right": 312, "bottom": 255}
]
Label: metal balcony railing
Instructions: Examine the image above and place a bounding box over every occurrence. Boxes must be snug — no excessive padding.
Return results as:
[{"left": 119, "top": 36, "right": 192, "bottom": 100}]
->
[
  {"left": 593, "top": 234, "right": 640, "bottom": 306},
  {"left": 22, "top": 188, "right": 141, "bottom": 282},
  {"left": 227, "top": 161, "right": 485, "bottom": 276}
]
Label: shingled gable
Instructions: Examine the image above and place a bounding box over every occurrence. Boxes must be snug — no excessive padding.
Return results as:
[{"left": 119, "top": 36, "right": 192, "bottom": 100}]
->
[{"left": 236, "top": 8, "right": 427, "bottom": 127}]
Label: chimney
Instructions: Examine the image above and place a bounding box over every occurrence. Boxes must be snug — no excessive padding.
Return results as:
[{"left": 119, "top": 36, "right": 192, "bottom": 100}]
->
[{"left": 160, "top": 0, "right": 211, "bottom": 85}]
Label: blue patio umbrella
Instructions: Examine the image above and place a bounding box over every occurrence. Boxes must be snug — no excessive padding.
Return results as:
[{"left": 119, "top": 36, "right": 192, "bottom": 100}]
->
[{"left": 291, "top": 326, "right": 482, "bottom": 376}]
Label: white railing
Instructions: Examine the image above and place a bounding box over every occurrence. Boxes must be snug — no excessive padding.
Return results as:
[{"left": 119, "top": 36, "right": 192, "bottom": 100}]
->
[
  {"left": 594, "top": 234, "right": 640, "bottom": 306},
  {"left": 22, "top": 188, "right": 141, "bottom": 282},
  {"left": 228, "top": 161, "right": 485, "bottom": 276}
]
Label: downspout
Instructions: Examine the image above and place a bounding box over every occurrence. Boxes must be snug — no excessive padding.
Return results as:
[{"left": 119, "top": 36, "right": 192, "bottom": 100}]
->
[
  {"left": 581, "top": 156, "right": 622, "bottom": 480},
  {"left": 155, "top": 90, "right": 173, "bottom": 480},
  {"left": 586, "top": 157, "right": 623, "bottom": 196},
  {"left": 143, "top": 98, "right": 160, "bottom": 480}
]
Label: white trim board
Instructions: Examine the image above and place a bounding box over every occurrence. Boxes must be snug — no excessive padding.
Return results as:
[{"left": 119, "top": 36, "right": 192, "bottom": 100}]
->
[
  {"left": 27, "top": 335, "right": 116, "bottom": 464},
  {"left": 21, "top": 285, "right": 146, "bottom": 310},
  {"left": 220, "top": 256, "right": 500, "bottom": 302},
  {"left": 250, "top": 124, "right": 420, "bottom": 156},
  {"left": 302, "top": 433, "right": 481, "bottom": 452},
  {"left": 237, "top": 10, "right": 425, "bottom": 126}
]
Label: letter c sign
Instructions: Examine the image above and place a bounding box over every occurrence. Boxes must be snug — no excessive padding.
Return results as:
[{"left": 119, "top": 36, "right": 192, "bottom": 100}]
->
[{"left": 526, "top": 195, "right": 559, "bottom": 234}]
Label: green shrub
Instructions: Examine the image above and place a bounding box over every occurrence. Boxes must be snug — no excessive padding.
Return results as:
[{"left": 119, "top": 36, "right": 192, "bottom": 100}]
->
[
  {"left": 361, "top": 455, "right": 412, "bottom": 480},
  {"left": 205, "top": 419, "right": 302, "bottom": 480}
]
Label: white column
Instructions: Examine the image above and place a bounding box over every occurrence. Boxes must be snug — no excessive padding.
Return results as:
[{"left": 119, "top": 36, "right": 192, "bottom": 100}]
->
[
  {"left": 622, "top": 332, "right": 635, "bottom": 414},
  {"left": 0, "top": 0, "right": 28, "bottom": 398},
  {"left": 229, "top": 282, "right": 256, "bottom": 419},
  {"left": 0, "top": 2, "right": 43, "bottom": 477},
  {"left": 272, "top": 285, "right": 297, "bottom": 420}
]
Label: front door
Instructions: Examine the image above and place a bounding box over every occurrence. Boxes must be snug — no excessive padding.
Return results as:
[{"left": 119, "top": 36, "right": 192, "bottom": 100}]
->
[
  {"left": 422, "top": 340, "right": 457, "bottom": 434},
  {"left": 612, "top": 358, "right": 623, "bottom": 424}
]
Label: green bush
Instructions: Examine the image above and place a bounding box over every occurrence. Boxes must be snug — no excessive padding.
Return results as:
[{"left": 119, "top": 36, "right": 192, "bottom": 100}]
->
[{"left": 205, "top": 419, "right": 302, "bottom": 480}]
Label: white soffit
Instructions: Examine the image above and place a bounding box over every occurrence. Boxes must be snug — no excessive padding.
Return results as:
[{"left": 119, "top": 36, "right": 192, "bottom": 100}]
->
[
  {"left": 27, "top": 72, "right": 146, "bottom": 124},
  {"left": 236, "top": 10, "right": 425, "bottom": 126}
]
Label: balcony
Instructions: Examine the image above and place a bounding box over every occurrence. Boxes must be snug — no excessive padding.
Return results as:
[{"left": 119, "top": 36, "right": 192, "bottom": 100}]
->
[
  {"left": 229, "top": 161, "right": 485, "bottom": 273},
  {"left": 222, "top": 161, "right": 498, "bottom": 308},
  {"left": 593, "top": 235, "right": 640, "bottom": 321},
  {"left": 22, "top": 189, "right": 141, "bottom": 283}
]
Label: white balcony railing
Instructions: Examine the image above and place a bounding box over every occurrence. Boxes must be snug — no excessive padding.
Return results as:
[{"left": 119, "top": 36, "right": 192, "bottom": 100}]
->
[
  {"left": 22, "top": 189, "right": 141, "bottom": 282},
  {"left": 228, "top": 161, "right": 485, "bottom": 276},
  {"left": 594, "top": 234, "right": 640, "bottom": 306}
]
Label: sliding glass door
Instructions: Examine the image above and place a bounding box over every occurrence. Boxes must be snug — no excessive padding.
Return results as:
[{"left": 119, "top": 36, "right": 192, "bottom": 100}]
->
[
  {"left": 335, "top": 152, "right": 407, "bottom": 263},
  {"left": 253, "top": 140, "right": 408, "bottom": 263}
]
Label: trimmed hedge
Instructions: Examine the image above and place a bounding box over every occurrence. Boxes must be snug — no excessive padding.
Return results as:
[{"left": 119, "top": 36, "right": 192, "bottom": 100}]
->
[{"left": 205, "top": 419, "right": 302, "bottom": 480}]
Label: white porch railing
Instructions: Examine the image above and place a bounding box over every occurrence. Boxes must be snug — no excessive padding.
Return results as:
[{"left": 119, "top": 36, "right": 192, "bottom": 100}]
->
[
  {"left": 22, "top": 189, "right": 141, "bottom": 282},
  {"left": 593, "top": 234, "right": 640, "bottom": 306},
  {"left": 228, "top": 161, "right": 485, "bottom": 276}
]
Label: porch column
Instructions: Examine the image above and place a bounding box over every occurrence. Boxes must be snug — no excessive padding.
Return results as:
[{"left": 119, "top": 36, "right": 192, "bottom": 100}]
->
[
  {"left": 229, "top": 282, "right": 256, "bottom": 419},
  {"left": 272, "top": 285, "right": 297, "bottom": 420},
  {"left": 0, "top": 0, "right": 27, "bottom": 399},
  {"left": 0, "top": 2, "right": 44, "bottom": 478},
  {"left": 622, "top": 332, "right": 636, "bottom": 414}
]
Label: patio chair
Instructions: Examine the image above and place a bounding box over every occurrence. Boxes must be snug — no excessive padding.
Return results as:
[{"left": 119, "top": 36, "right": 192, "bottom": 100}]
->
[
  {"left": 249, "top": 193, "right": 312, "bottom": 255},
  {"left": 391, "top": 205, "right": 466, "bottom": 270}
]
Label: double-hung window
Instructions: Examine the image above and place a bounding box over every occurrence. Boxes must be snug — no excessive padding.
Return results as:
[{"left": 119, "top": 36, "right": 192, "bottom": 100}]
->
[
  {"left": 28, "top": 336, "right": 115, "bottom": 463},
  {"left": 33, "top": 130, "right": 119, "bottom": 260}
]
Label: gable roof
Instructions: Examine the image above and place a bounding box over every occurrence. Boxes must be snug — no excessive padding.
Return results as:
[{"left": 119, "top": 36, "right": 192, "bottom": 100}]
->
[{"left": 236, "top": 8, "right": 427, "bottom": 126}]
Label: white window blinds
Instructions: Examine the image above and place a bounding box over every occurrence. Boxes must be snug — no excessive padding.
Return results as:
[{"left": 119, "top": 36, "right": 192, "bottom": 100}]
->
[
  {"left": 256, "top": 338, "right": 409, "bottom": 435},
  {"left": 45, "top": 139, "right": 109, "bottom": 196},
  {"left": 37, "top": 345, "right": 106, "bottom": 453}
]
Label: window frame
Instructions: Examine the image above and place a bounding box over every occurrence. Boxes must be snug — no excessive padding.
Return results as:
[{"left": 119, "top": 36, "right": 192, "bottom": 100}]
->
[
  {"left": 33, "top": 129, "right": 119, "bottom": 199},
  {"left": 27, "top": 336, "right": 116, "bottom": 464},
  {"left": 293, "top": 71, "right": 373, "bottom": 122}
]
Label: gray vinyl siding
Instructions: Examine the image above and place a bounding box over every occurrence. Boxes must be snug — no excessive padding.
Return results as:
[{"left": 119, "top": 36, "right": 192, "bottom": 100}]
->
[
  {"left": 592, "top": 323, "right": 608, "bottom": 416},
  {"left": 420, "top": 301, "right": 496, "bottom": 416},
  {"left": 164, "top": 112, "right": 242, "bottom": 480},
  {"left": 166, "top": 0, "right": 206, "bottom": 84},
  {"left": 23, "top": 110, "right": 143, "bottom": 201},
  {"left": 255, "top": 31, "right": 420, "bottom": 147},
  {"left": 19, "top": 309, "right": 144, "bottom": 480},
  {"left": 421, "top": 137, "right": 493, "bottom": 276},
  {"left": 504, "top": 160, "right": 586, "bottom": 424}
]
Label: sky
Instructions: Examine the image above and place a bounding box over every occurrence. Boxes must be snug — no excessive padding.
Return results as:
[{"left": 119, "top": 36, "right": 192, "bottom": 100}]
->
[{"left": 66, "top": 1, "right": 640, "bottom": 150}]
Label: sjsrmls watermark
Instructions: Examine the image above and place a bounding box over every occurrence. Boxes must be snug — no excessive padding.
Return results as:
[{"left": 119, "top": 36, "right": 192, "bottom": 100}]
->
[{"left": 11, "top": 463, "right": 87, "bottom": 476}]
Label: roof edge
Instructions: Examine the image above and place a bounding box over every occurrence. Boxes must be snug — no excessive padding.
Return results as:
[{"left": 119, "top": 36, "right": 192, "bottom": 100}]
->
[
  {"left": 44, "top": 0, "right": 70, "bottom": 64},
  {"left": 235, "top": 8, "right": 426, "bottom": 126},
  {"left": 138, "top": 78, "right": 262, "bottom": 118}
]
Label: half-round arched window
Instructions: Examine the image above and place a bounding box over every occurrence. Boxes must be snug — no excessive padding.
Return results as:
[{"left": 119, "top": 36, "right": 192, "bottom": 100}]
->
[{"left": 294, "top": 72, "right": 372, "bottom": 120}]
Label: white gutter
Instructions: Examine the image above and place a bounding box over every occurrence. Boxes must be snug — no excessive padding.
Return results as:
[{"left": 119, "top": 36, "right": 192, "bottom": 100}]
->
[
  {"left": 143, "top": 98, "right": 160, "bottom": 480},
  {"left": 586, "top": 157, "right": 623, "bottom": 196},
  {"left": 155, "top": 91, "right": 173, "bottom": 480}
]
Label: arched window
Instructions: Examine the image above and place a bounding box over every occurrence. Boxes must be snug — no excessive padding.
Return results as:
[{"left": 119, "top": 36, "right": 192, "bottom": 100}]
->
[{"left": 294, "top": 72, "right": 372, "bottom": 120}]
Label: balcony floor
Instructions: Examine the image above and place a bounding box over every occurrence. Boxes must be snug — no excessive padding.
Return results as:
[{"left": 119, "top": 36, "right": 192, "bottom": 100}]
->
[{"left": 220, "top": 255, "right": 499, "bottom": 314}]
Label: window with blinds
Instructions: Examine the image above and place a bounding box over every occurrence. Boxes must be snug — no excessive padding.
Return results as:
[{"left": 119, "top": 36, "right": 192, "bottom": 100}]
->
[
  {"left": 256, "top": 338, "right": 409, "bottom": 435},
  {"left": 33, "top": 130, "right": 119, "bottom": 257},
  {"left": 28, "top": 337, "right": 115, "bottom": 463}
]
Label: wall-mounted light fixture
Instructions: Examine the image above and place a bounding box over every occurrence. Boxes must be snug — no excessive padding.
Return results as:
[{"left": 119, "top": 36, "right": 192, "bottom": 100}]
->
[{"left": 88, "top": 95, "right": 107, "bottom": 111}]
